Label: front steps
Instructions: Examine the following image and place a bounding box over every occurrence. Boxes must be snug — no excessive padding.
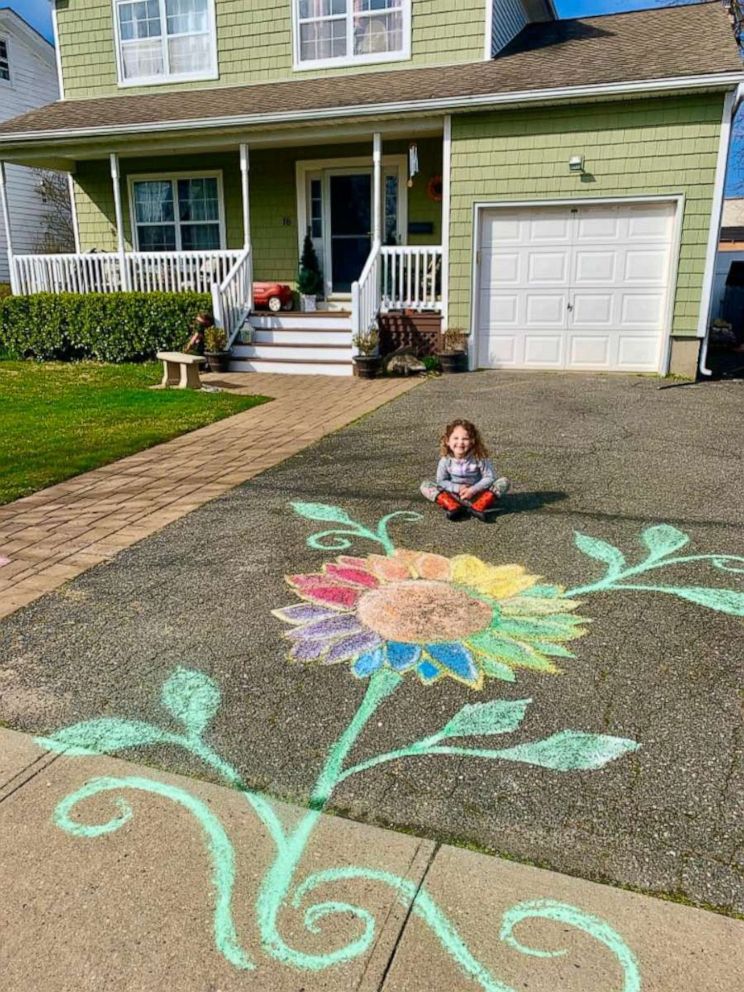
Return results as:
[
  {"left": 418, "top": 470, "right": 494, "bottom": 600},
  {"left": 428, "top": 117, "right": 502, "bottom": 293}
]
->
[{"left": 230, "top": 310, "right": 354, "bottom": 376}]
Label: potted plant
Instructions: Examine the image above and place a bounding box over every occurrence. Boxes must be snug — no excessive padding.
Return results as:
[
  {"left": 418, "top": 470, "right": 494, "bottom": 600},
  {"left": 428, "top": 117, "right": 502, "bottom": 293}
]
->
[
  {"left": 203, "top": 325, "right": 230, "bottom": 373},
  {"left": 352, "top": 326, "right": 381, "bottom": 379},
  {"left": 298, "top": 232, "right": 323, "bottom": 311},
  {"left": 437, "top": 327, "right": 469, "bottom": 373}
]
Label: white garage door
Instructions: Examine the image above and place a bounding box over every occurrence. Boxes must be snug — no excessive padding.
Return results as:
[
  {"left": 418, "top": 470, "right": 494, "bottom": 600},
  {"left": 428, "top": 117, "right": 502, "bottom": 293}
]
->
[{"left": 475, "top": 201, "right": 677, "bottom": 372}]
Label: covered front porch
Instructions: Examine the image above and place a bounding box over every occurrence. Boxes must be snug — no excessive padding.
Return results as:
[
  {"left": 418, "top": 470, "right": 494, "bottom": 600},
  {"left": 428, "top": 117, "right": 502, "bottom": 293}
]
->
[{"left": 0, "top": 121, "right": 448, "bottom": 367}]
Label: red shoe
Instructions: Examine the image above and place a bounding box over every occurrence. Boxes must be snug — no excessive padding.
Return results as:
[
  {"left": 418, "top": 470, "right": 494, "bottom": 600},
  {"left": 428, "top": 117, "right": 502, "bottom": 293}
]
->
[
  {"left": 436, "top": 491, "right": 468, "bottom": 520},
  {"left": 469, "top": 490, "right": 498, "bottom": 521}
]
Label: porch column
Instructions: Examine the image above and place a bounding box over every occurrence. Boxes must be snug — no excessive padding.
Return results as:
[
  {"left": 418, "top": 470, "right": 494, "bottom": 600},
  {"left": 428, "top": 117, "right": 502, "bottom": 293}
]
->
[
  {"left": 441, "top": 115, "right": 452, "bottom": 329},
  {"left": 372, "top": 132, "right": 382, "bottom": 246},
  {"left": 109, "top": 153, "right": 129, "bottom": 290},
  {"left": 239, "top": 142, "right": 251, "bottom": 249},
  {"left": 0, "top": 162, "right": 18, "bottom": 294}
]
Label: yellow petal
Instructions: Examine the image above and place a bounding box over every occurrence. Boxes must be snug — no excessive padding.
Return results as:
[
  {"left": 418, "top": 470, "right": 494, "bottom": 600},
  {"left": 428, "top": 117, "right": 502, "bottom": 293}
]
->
[
  {"left": 451, "top": 557, "right": 538, "bottom": 600},
  {"left": 500, "top": 596, "right": 581, "bottom": 616}
]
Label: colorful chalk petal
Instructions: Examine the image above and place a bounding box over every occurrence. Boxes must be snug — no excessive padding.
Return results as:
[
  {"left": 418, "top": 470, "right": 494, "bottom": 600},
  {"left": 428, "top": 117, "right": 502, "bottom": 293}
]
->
[
  {"left": 287, "top": 614, "right": 363, "bottom": 641},
  {"left": 425, "top": 643, "right": 478, "bottom": 684},
  {"left": 417, "top": 659, "right": 441, "bottom": 682},
  {"left": 385, "top": 641, "right": 421, "bottom": 671},
  {"left": 323, "top": 631, "right": 382, "bottom": 665},
  {"left": 272, "top": 603, "right": 339, "bottom": 625},
  {"left": 353, "top": 648, "right": 384, "bottom": 677}
]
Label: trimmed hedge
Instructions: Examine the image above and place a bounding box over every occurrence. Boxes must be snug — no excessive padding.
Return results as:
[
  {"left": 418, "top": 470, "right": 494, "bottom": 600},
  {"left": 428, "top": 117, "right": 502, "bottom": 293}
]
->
[{"left": 0, "top": 291, "right": 212, "bottom": 362}]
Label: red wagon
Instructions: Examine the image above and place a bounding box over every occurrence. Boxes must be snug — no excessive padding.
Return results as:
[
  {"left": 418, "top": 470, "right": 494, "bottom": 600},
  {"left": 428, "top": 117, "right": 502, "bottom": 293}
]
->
[{"left": 252, "top": 282, "right": 294, "bottom": 312}]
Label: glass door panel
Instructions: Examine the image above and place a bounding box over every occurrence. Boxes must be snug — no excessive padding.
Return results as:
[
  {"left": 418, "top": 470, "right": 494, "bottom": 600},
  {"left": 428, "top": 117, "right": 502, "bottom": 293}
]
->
[{"left": 330, "top": 173, "right": 371, "bottom": 292}]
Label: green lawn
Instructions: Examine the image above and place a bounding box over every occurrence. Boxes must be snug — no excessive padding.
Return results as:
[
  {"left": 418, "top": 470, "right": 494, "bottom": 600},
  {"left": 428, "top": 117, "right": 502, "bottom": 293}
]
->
[{"left": 0, "top": 361, "right": 269, "bottom": 505}]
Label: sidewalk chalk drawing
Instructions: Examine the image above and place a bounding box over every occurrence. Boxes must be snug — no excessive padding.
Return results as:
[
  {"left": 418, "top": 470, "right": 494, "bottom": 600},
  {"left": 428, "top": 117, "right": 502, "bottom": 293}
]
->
[{"left": 36, "top": 504, "right": 744, "bottom": 991}]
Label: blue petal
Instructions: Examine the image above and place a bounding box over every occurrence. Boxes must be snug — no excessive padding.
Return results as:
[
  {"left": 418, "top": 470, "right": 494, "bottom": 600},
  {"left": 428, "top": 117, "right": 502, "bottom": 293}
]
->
[
  {"left": 425, "top": 642, "right": 479, "bottom": 685},
  {"left": 353, "top": 648, "right": 384, "bottom": 678},
  {"left": 417, "top": 659, "right": 441, "bottom": 682},
  {"left": 386, "top": 642, "right": 421, "bottom": 672}
]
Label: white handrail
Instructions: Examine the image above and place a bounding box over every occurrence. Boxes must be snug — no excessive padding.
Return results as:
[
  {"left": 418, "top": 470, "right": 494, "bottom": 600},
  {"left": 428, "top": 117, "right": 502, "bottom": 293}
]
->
[
  {"left": 211, "top": 245, "right": 252, "bottom": 345},
  {"left": 380, "top": 245, "right": 443, "bottom": 311},
  {"left": 351, "top": 241, "right": 382, "bottom": 339},
  {"left": 12, "top": 249, "right": 242, "bottom": 296}
]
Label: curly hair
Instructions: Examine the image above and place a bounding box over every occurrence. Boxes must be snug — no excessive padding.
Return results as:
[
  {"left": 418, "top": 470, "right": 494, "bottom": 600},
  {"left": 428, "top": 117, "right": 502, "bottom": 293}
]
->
[{"left": 439, "top": 419, "right": 489, "bottom": 459}]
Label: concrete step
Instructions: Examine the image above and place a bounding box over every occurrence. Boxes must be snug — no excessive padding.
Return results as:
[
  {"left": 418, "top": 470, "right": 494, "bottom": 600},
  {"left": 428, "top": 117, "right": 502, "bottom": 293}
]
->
[
  {"left": 249, "top": 310, "right": 352, "bottom": 331},
  {"left": 229, "top": 357, "right": 353, "bottom": 376},
  {"left": 232, "top": 342, "right": 353, "bottom": 362},
  {"left": 249, "top": 327, "right": 351, "bottom": 346}
]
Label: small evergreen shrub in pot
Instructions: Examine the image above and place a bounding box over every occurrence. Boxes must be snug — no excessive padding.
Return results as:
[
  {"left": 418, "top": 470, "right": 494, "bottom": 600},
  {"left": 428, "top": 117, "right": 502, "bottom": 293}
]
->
[
  {"left": 437, "top": 328, "right": 469, "bottom": 373},
  {"left": 203, "top": 325, "right": 230, "bottom": 373},
  {"left": 298, "top": 232, "right": 323, "bottom": 311}
]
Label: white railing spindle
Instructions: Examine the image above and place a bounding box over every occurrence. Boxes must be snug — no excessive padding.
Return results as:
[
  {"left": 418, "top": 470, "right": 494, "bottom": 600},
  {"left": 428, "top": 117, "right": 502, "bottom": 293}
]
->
[{"left": 377, "top": 246, "right": 443, "bottom": 313}]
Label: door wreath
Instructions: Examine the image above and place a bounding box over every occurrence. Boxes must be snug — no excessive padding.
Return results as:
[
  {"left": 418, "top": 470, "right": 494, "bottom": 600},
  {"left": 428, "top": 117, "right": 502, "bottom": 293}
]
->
[{"left": 426, "top": 175, "right": 443, "bottom": 201}]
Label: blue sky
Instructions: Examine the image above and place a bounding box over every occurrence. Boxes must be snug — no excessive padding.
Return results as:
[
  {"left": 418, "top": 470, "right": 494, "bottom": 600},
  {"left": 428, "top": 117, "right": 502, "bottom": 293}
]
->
[{"left": 2, "top": 0, "right": 743, "bottom": 194}]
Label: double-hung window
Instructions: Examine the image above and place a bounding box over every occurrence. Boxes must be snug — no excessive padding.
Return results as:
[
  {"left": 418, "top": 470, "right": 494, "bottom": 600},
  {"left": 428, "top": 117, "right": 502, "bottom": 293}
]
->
[
  {"left": 0, "top": 38, "right": 10, "bottom": 83},
  {"left": 294, "top": 0, "right": 410, "bottom": 69},
  {"left": 130, "top": 174, "right": 223, "bottom": 251},
  {"left": 114, "top": 0, "right": 217, "bottom": 85}
]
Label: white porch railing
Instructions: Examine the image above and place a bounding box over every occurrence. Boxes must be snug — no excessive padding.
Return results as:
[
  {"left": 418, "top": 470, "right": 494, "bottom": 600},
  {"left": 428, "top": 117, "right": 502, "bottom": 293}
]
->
[
  {"left": 381, "top": 245, "right": 443, "bottom": 312},
  {"left": 211, "top": 245, "right": 253, "bottom": 344},
  {"left": 351, "top": 242, "right": 381, "bottom": 337},
  {"left": 12, "top": 249, "right": 242, "bottom": 296}
]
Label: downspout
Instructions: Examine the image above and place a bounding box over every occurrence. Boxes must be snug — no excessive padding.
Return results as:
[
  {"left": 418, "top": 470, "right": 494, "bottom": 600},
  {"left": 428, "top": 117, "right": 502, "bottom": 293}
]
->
[{"left": 698, "top": 82, "right": 744, "bottom": 376}]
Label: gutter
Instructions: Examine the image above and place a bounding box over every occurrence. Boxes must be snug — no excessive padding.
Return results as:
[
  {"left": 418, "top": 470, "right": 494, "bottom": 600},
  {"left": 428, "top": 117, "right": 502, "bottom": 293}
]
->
[
  {"left": 698, "top": 81, "right": 744, "bottom": 377},
  {"left": 0, "top": 71, "right": 742, "bottom": 147}
]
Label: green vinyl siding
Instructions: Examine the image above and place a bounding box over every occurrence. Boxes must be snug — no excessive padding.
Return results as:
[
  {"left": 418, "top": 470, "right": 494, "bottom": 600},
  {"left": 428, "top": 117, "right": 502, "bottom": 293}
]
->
[
  {"left": 57, "top": 0, "right": 486, "bottom": 100},
  {"left": 448, "top": 94, "right": 724, "bottom": 338},
  {"left": 72, "top": 138, "right": 442, "bottom": 283}
]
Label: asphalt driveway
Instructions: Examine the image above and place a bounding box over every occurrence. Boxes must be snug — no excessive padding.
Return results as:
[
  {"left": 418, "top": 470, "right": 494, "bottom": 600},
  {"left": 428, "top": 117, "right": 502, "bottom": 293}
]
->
[{"left": 1, "top": 371, "right": 742, "bottom": 914}]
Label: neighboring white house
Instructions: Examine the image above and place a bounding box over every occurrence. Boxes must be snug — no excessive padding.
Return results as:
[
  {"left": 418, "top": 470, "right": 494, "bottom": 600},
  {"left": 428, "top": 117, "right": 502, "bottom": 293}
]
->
[
  {"left": 0, "top": 8, "right": 63, "bottom": 284},
  {"left": 713, "top": 197, "right": 744, "bottom": 322}
]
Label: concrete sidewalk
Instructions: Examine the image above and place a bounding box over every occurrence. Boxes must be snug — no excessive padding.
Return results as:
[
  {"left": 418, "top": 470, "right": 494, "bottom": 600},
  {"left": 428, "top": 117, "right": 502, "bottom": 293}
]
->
[
  {"left": 0, "top": 373, "right": 418, "bottom": 620},
  {"left": 1, "top": 726, "right": 742, "bottom": 992}
]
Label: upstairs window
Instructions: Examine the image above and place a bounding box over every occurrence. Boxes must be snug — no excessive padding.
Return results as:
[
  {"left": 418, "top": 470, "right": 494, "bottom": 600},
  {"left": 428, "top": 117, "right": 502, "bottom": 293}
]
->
[
  {"left": 113, "top": 0, "right": 217, "bottom": 85},
  {"left": 294, "top": 0, "right": 410, "bottom": 70},
  {"left": 0, "top": 38, "right": 10, "bottom": 82}
]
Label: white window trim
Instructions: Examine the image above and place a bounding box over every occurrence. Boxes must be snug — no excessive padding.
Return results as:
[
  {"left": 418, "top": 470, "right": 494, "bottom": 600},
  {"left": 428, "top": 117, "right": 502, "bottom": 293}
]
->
[
  {"left": 0, "top": 35, "right": 12, "bottom": 88},
  {"left": 291, "top": 0, "right": 411, "bottom": 72},
  {"left": 127, "top": 170, "right": 226, "bottom": 251},
  {"left": 112, "top": 0, "right": 218, "bottom": 88}
]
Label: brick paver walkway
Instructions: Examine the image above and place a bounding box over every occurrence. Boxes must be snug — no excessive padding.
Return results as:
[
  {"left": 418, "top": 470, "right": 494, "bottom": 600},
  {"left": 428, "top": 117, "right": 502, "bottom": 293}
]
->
[{"left": 0, "top": 373, "right": 419, "bottom": 620}]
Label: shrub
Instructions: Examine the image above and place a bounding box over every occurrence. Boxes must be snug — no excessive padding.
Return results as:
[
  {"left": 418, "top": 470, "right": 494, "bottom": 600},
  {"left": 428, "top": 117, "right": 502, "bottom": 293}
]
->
[
  {"left": 0, "top": 283, "right": 11, "bottom": 299},
  {"left": 0, "top": 291, "right": 211, "bottom": 362},
  {"left": 204, "top": 325, "right": 227, "bottom": 352}
]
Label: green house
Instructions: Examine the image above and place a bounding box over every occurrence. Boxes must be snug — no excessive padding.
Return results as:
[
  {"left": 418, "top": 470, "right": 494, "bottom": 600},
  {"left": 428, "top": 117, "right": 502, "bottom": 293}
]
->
[{"left": 0, "top": 0, "right": 741, "bottom": 376}]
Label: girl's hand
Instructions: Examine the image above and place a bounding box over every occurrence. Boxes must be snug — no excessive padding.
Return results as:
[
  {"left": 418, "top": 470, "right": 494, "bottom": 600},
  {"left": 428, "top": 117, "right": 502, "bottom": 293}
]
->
[{"left": 460, "top": 486, "right": 476, "bottom": 500}]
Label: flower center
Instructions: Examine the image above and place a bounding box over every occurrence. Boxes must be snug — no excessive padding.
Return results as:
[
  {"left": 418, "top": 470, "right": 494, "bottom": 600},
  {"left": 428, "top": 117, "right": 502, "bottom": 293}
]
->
[{"left": 357, "top": 580, "right": 492, "bottom": 644}]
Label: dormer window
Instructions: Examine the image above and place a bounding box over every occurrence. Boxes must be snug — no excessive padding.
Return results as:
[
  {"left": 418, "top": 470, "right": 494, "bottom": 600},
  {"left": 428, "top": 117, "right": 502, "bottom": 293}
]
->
[
  {"left": 293, "top": 0, "right": 410, "bottom": 70},
  {"left": 0, "top": 38, "right": 10, "bottom": 82},
  {"left": 113, "top": 0, "right": 217, "bottom": 86}
]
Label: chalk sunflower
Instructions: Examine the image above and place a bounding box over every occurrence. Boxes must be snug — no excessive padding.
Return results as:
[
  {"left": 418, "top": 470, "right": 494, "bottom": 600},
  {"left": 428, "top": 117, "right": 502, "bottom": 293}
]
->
[{"left": 273, "top": 550, "right": 588, "bottom": 689}]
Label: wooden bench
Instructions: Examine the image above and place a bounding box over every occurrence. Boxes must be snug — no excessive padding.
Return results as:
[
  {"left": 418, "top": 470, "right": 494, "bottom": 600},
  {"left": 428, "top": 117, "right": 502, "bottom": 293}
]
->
[{"left": 156, "top": 351, "right": 206, "bottom": 389}]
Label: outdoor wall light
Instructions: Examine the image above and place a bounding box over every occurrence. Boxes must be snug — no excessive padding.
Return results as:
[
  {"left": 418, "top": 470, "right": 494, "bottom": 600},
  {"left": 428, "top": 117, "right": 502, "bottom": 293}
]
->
[{"left": 569, "top": 155, "right": 585, "bottom": 173}]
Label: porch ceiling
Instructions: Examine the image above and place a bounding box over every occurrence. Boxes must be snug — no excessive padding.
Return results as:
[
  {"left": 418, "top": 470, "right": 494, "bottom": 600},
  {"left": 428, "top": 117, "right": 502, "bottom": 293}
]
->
[{"left": 0, "top": 0, "right": 740, "bottom": 171}]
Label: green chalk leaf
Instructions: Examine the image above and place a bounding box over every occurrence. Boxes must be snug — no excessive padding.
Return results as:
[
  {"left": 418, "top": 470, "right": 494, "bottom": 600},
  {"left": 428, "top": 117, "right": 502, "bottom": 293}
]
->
[
  {"left": 496, "top": 730, "right": 640, "bottom": 771},
  {"left": 161, "top": 667, "right": 220, "bottom": 737},
  {"left": 36, "top": 718, "right": 167, "bottom": 757},
  {"left": 574, "top": 532, "right": 626, "bottom": 575},
  {"left": 291, "top": 502, "right": 357, "bottom": 525},
  {"left": 669, "top": 586, "right": 744, "bottom": 616},
  {"left": 640, "top": 524, "right": 689, "bottom": 561},
  {"left": 440, "top": 698, "right": 531, "bottom": 739},
  {"left": 481, "top": 659, "right": 517, "bottom": 682}
]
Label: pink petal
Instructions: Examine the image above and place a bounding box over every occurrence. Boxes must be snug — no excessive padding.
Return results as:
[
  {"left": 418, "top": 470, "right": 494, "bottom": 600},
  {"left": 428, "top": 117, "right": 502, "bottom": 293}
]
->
[
  {"left": 288, "top": 576, "right": 361, "bottom": 609},
  {"left": 324, "top": 563, "right": 379, "bottom": 588},
  {"left": 337, "top": 556, "right": 369, "bottom": 569}
]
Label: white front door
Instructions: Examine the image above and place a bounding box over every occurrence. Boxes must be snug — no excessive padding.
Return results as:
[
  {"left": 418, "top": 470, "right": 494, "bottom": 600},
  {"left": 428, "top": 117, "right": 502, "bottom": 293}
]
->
[
  {"left": 476, "top": 201, "right": 678, "bottom": 372},
  {"left": 302, "top": 159, "right": 406, "bottom": 297}
]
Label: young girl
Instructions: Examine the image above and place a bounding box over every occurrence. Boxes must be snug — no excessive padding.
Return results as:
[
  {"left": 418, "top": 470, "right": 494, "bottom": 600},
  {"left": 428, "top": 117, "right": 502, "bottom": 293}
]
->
[{"left": 420, "top": 419, "right": 510, "bottom": 521}]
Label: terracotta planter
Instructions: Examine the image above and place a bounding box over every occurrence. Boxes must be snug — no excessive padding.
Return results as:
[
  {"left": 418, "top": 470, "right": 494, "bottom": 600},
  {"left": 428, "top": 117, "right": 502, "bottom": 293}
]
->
[
  {"left": 204, "top": 351, "right": 231, "bottom": 373},
  {"left": 438, "top": 351, "right": 468, "bottom": 374},
  {"left": 353, "top": 355, "right": 381, "bottom": 379}
]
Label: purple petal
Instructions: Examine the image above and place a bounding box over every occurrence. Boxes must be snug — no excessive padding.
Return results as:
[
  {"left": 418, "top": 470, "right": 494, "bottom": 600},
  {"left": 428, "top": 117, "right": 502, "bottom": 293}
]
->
[
  {"left": 322, "top": 631, "right": 383, "bottom": 665},
  {"left": 273, "top": 604, "right": 340, "bottom": 626},
  {"left": 287, "top": 614, "right": 364, "bottom": 641},
  {"left": 289, "top": 637, "right": 333, "bottom": 662}
]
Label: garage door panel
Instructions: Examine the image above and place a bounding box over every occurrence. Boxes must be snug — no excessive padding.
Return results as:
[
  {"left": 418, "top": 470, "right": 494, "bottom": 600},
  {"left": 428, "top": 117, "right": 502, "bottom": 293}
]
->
[
  {"left": 567, "top": 334, "right": 612, "bottom": 369},
  {"left": 616, "top": 334, "right": 660, "bottom": 370},
  {"left": 477, "top": 201, "right": 675, "bottom": 373},
  {"left": 524, "top": 335, "right": 564, "bottom": 367}
]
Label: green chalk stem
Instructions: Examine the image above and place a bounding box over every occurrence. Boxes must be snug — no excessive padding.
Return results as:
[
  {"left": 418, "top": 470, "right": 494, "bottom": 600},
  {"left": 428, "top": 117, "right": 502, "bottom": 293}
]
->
[{"left": 568, "top": 550, "right": 744, "bottom": 599}]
